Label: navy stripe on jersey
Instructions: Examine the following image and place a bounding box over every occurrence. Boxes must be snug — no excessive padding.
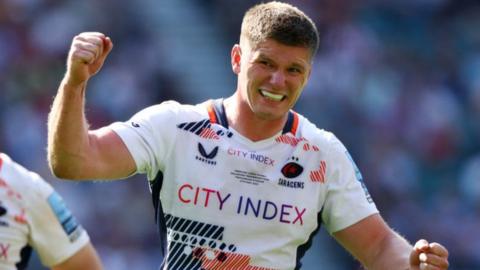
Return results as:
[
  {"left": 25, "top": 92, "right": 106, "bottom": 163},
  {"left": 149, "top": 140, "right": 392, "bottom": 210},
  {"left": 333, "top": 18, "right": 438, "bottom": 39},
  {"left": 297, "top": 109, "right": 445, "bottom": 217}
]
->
[
  {"left": 165, "top": 215, "right": 225, "bottom": 241},
  {"left": 150, "top": 171, "right": 168, "bottom": 269},
  {"left": 177, "top": 99, "right": 235, "bottom": 139},
  {"left": 282, "top": 111, "right": 294, "bottom": 134},
  {"left": 15, "top": 245, "right": 32, "bottom": 270},
  {"left": 163, "top": 215, "right": 239, "bottom": 270},
  {"left": 282, "top": 111, "right": 297, "bottom": 135},
  {"left": 211, "top": 99, "right": 229, "bottom": 129},
  {"left": 177, "top": 119, "right": 210, "bottom": 135},
  {"left": 295, "top": 210, "right": 322, "bottom": 270}
]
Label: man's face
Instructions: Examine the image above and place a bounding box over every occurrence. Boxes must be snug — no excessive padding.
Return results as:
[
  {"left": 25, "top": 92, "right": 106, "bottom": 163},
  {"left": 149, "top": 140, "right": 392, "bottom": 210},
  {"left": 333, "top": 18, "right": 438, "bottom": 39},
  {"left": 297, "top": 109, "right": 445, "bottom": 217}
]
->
[{"left": 232, "top": 39, "right": 312, "bottom": 121}]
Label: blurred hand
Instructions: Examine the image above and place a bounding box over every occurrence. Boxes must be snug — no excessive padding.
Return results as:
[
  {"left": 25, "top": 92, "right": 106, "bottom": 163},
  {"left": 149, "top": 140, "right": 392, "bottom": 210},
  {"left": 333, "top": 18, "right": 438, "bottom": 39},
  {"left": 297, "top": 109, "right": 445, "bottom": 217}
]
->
[
  {"left": 410, "top": 239, "right": 449, "bottom": 269},
  {"left": 65, "top": 32, "right": 113, "bottom": 86}
]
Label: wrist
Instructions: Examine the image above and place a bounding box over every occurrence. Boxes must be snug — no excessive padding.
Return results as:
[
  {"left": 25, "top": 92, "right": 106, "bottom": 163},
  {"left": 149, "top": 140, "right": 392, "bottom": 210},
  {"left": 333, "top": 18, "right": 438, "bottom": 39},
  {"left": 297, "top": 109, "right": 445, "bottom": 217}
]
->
[{"left": 61, "top": 76, "right": 88, "bottom": 92}]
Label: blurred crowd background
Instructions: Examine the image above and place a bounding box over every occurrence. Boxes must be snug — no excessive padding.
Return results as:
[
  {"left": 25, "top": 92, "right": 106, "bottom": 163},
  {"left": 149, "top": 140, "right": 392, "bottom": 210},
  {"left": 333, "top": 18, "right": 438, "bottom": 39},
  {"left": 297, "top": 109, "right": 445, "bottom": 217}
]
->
[{"left": 1, "top": 0, "right": 479, "bottom": 269}]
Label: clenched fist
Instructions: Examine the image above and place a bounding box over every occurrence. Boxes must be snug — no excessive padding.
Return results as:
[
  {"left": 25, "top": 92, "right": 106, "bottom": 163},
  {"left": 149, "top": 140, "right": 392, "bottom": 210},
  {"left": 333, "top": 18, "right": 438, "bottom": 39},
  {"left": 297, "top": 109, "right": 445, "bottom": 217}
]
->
[
  {"left": 410, "top": 239, "right": 449, "bottom": 269},
  {"left": 65, "top": 32, "right": 113, "bottom": 86}
]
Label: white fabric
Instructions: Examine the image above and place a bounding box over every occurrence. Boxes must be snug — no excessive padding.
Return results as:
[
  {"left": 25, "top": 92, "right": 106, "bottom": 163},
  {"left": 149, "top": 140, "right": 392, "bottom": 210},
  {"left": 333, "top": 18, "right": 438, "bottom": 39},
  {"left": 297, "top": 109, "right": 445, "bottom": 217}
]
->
[
  {"left": 0, "top": 153, "right": 89, "bottom": 269},
  {"left": 110, "top": 100, "right": 378, "bottom": 270}
]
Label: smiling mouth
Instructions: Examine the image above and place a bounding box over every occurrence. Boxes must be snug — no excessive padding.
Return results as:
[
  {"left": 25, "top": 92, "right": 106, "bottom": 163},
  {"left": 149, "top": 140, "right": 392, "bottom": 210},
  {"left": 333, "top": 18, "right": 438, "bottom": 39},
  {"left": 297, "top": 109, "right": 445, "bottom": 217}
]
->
[{"left": 259, "top": 89, "right": 286, "bottom": 101}]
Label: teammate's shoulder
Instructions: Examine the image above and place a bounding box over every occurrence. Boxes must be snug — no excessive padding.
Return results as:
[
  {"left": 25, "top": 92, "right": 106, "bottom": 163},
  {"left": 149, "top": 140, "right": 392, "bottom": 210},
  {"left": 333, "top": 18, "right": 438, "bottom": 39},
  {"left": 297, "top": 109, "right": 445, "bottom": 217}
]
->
[
  {"left": 0, "top": 153, "right": 51, "bottom": 194},
  {"left": 0, "top": 153, "right": 23, "bottom": 177}
]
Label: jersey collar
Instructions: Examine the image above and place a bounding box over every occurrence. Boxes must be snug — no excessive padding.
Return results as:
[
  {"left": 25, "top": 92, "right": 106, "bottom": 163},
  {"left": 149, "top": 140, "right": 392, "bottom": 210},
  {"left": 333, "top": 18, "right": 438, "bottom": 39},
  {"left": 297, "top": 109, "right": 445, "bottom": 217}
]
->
[{"left": 207, "top": 99, "right": 299, "bottom": 136}]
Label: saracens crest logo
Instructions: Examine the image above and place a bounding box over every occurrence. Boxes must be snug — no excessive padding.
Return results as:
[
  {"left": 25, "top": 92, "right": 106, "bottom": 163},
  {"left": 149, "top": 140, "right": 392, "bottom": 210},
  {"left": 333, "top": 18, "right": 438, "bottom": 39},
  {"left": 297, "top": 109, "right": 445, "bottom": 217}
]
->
[
  {"left": 278, "top": 157, "right": 305, "bottom": 189},
  {"left": 281, "top": 157, "right": 303, "bottom": 178},
  {"left": 196, "top": 143, "right": 219, "bottom": 165}
]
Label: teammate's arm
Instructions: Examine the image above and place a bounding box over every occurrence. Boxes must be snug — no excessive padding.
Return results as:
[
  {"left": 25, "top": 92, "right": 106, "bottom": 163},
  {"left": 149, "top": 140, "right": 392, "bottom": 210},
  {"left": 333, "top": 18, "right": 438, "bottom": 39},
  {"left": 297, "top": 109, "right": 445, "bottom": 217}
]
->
[
  {"left": 51, "top": 242, "right": 103, "bottom": 270},
  {"left": 47, "top": 32, "right": 136, "bottom": 180},
  {"left": 333, "top": 213, "right": 449, "bottom": 269}
]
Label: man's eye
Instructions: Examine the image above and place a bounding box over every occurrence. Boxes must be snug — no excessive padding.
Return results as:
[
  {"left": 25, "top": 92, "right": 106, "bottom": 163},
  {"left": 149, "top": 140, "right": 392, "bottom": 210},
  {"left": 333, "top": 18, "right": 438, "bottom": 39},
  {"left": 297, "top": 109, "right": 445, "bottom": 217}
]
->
[{"left": 288, "top": 67, "right": 302, "bottom": 74}]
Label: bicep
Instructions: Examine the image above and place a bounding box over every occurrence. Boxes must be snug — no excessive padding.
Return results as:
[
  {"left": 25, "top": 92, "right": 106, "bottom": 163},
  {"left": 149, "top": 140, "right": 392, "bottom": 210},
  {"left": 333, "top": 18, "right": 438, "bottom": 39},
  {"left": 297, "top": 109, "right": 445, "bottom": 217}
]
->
[
  {"left": 51, "top": 243, "right": 103, "bottom": 270},
  {"left": 332, "top": 213, "right": 391, "bottom": 267},
  {"left": 86, "top": 127, "right": 136, "bottom": 180}
]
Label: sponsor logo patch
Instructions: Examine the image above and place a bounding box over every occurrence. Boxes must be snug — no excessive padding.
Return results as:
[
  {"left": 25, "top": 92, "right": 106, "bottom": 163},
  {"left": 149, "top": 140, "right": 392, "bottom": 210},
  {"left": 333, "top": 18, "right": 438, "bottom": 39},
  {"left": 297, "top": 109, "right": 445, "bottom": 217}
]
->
[
  {"left": 196, "top": 143, "right": 218, "bottom": 165},
  {"left": 345, "top": 151, "right": 373, "bottom": 203},
  {"left": 47, "top": 192, "right": 84, "bottom": 242}
]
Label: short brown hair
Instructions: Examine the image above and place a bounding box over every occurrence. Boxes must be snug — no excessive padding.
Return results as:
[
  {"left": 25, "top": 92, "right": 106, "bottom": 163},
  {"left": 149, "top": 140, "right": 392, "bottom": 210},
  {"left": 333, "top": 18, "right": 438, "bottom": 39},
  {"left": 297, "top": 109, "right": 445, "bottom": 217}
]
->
[{"left": 240, "top": 1, "right": 319, "bottom": 57}]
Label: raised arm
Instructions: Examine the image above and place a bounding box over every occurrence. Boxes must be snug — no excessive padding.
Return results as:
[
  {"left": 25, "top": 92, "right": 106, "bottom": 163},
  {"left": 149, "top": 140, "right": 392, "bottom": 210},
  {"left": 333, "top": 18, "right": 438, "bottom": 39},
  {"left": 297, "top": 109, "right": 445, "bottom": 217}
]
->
[
  {"left": 333, "top": 213, "right": 449, "bottom": 270},
  {"left": 48, "top": 32, "right": 136, "bottom": 180}
]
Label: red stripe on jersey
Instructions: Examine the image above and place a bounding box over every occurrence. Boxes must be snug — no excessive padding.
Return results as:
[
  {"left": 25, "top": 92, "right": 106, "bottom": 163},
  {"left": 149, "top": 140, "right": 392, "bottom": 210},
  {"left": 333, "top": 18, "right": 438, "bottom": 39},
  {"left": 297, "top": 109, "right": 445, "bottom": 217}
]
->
[
  {"left": 303, "top": 143, "right": 310, "bottom": 151},
  {"left": 193, "top": 248, "right": 274, "bottom": 270},
  {"left": 0, "top": 178, "right": 6, "bottom": 188},
  {"left": 310, "top": 161, "right": 327, "bottom": 183},
  {"left": 207, "top": 101, "right": 218, "bottom": 124},
  {"left": 290, "top": 112, "right": 299, "bottom": 135},
  {"left": 200, "top": 128, "right": 220, "bottom": 140}
]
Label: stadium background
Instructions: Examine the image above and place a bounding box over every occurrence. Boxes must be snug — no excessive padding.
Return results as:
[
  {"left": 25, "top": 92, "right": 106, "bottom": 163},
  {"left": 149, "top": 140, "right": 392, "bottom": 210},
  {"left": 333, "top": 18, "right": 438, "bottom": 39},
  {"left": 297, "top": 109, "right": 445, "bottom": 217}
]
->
[{"left": 1, "top": 0, "right": 479, "bottom": 269}]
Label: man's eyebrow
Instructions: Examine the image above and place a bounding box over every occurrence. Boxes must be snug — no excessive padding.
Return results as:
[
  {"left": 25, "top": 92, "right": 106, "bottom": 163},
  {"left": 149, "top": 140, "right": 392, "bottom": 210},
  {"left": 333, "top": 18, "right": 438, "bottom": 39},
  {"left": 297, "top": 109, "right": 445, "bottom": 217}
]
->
[
  {"left": 255, "top": 52, "right": 308, "bottom": 70},
  {"left": 256, "top": 53, "right": 271, "bottom": 60},
  {"left": 289, "top": 60, "right": 309, "bottom": 72},
  {"left": 291, "top": 62, "right": 306, "bottom": 69}
]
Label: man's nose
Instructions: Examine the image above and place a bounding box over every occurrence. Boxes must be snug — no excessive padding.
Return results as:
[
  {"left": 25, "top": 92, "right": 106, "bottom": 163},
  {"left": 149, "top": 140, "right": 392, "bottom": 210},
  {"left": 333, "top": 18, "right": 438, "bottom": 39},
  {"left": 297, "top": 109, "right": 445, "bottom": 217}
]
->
[{"left": 269, "top": 70, "right": 286, "bottom": 88}]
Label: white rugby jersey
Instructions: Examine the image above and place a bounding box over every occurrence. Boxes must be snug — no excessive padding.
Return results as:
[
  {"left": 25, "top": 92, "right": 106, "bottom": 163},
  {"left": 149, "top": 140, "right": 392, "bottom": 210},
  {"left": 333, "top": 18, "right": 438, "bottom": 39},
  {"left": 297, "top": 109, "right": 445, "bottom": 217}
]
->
[
  {"left": 0, "top": 153, "right": 89, "bottom": 269},
  {"left": 110, "top": 99, "right": 378, "bottom": 270}
]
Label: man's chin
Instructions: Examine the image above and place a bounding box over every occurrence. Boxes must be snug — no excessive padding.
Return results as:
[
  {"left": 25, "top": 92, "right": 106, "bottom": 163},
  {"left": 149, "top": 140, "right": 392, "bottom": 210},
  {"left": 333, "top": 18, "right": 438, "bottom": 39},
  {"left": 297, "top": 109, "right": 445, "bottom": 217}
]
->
[{"left": 253, "top": 110, "right": 286, "bottom": 121}]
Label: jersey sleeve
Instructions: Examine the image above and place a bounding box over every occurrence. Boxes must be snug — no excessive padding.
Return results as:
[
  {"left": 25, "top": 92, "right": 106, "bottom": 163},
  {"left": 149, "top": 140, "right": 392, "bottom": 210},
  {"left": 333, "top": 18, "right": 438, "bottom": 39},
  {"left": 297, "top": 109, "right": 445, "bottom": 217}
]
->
[
  {"left": 23, "top": 172, "right": 90, "bottom": 267},
  {"left": 108, "top": 100, "right": 179, "bottom": 180},
  {"left": 321, "top": 136, "right": 378, "bottom": 233}
]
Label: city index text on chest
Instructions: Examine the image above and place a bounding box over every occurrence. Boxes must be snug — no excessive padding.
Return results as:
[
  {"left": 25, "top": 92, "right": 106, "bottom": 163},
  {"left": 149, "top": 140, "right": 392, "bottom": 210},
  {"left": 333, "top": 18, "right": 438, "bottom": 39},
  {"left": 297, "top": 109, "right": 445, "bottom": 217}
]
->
[{"left": 177, "top": 183, "right": 306, "bottom": 225}]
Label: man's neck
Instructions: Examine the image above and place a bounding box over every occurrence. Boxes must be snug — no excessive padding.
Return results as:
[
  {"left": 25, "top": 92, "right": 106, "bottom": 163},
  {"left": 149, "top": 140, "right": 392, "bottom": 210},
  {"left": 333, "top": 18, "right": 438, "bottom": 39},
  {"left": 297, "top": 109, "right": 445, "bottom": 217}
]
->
[{"left": 223, "top": 95, "right": 288, "bottom": 142}]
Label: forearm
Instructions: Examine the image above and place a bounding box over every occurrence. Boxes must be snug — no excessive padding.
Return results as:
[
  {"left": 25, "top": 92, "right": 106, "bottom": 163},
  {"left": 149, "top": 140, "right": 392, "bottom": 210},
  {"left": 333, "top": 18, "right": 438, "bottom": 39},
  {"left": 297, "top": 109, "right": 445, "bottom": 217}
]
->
[
  {"left": 52, "top": 242, "right": 104, "bottom": 270},
  {"left": 367, "top": 231, "right": 412, "bottom": 270},
  {"left": 47, "top": 79, "right": 91, "bottom": 179}
]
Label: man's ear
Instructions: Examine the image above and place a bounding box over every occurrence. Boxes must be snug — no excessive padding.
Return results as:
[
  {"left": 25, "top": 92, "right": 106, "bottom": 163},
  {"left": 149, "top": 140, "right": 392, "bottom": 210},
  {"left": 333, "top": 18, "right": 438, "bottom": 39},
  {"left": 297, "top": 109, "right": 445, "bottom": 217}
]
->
[{"left": 231, "top": 44, "right": 242, "bottom": 74}]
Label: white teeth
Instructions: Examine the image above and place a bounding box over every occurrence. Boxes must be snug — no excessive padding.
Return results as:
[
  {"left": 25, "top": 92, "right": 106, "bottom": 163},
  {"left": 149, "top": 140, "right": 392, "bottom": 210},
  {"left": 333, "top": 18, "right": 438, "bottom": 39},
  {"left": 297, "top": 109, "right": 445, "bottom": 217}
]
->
[{"left": 260, "top": 90, "right": 284, "bottom": 101}]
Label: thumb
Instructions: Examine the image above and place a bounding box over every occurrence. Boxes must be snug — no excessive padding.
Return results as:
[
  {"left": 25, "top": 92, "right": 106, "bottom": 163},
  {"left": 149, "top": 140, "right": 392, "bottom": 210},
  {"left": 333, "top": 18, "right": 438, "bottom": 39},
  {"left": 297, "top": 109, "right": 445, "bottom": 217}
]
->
[
  {"left": 410, "top": 239, "right": 429, "bottom": 266},
  {"left": 98, "top": 36, "right": 113, "bottom": 63}
]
